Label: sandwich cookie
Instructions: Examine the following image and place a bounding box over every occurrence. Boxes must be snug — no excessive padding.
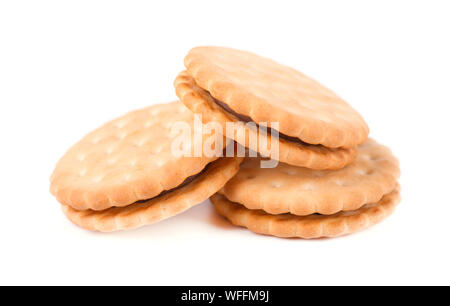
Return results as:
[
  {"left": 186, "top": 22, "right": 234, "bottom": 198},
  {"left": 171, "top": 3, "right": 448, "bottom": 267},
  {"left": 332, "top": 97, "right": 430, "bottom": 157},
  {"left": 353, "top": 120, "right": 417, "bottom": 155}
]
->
[
  {"left": 50, "top": 101, "right": 242, "bottom": 232},
  {"left": 211, "top": 138, "right": 400, "bottom": 239},
  {"left": 211, "top": 187, "right": 400, "bottom": 239},
  {"left": 175, "top": 46, "right": 369, "bottom": 169},
  {"left": 219, "top": 138, "right": 400, "bottom": 216}
]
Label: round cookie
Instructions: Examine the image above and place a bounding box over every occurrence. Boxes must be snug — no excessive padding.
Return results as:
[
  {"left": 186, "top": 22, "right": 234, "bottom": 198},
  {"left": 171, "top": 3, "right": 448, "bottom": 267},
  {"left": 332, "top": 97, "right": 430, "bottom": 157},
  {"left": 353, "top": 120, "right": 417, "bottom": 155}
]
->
[
  {"left": 50, "top": 101, "right": 228, "bottom": 211},
  {"left": 182, "top": 46, "right": 369, "bottom": 149},
  {"left": 220, "top": 138, "right": 400, "bottom": 215},
  {"left": 175, "top": 71, "right": 357, "bottom": 170},
  {"left": 211, "top": 186, "right": 400, "bottom": 239},
  {"left": 62, "top": 157, "right": 242, "bottom": 232}
]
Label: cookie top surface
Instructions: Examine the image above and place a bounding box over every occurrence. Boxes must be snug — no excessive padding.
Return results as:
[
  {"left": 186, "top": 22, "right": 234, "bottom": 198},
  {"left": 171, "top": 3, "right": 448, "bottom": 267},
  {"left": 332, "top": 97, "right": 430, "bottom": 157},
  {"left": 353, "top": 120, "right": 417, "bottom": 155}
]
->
[
  {"left": 185, "top": 46, "right": 369, "bottom": 148},
  {"left": 221, "top": 138, "right": 400, "bottom": 215},
  {"left": 50, "top": 101, "right": 224, "bottom": 211},
  {"left": 175, "top": 71, "right": 357, "bottom": 170},
  {"left": 211, "top": 186, "right": 400, "bottom": 239}
]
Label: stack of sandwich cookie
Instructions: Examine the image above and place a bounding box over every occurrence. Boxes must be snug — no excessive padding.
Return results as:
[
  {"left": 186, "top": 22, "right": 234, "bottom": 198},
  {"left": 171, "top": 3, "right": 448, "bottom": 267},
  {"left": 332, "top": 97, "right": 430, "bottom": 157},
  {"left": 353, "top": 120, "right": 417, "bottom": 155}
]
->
[
  {"left": 175, "top": 46, "right": 400, "bottom": 239},
  {"left": 50, "top": 46, "right": 400, "bottom": 238},
  {"left": 50, "top": 102, "right": 242, "bottom": 232}
]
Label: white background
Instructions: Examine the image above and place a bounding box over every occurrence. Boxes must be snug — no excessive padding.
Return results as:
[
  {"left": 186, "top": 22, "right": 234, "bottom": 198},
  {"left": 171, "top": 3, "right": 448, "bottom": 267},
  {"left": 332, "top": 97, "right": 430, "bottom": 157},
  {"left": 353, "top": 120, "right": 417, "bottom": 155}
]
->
[{"left": 1, "top": 1, "right": 449, "bottom": 286}]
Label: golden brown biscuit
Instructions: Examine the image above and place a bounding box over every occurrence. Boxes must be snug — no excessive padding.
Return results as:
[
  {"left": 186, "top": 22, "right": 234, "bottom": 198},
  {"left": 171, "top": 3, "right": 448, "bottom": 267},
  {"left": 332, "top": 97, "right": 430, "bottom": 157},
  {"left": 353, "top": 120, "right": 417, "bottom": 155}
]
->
[
  {"left": 220, "top": 138, "right": 400, "bottom": 215},
  {"left": 175, "top": 71, "right": 357, "bottom": 169},
  {"left": 211, "top": 186, "right": 400, "bottom": 239},
  {"left": 62, "top": 157, "right": 242, "bottom": 232},
  {"left": 50, "top": 101, "right": 227, "bottom": 211},
  {"left": 181, "top": 46, "right": 369, "bottom": 149}
]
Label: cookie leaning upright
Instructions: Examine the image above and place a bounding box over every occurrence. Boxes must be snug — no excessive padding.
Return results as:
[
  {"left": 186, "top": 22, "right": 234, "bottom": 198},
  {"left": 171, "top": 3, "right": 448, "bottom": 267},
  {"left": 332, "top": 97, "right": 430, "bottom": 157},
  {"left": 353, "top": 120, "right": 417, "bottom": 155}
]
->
[
  {"left": 50, "top": 101, "right": 242, "bottom": 232},
  {"left": 175, "top": 46, "right": 369, "bottom": 169}
]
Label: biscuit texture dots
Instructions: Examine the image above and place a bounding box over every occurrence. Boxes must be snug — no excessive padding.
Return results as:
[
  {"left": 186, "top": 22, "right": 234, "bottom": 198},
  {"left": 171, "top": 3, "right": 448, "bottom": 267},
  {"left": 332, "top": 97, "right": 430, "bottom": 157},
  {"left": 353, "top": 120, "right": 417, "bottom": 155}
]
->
[
  {"left": 50, "top": 101, "right": 224, "bottom": 211},
  {"left": 62, "top": 157, "right": 242, "bottom": 232},
  {"left": 211, "top": 187, "right": 400, "bottom": 239},
  {"left": 184, "top": 46, "right": 369, "bottom": 148},
  {"left": 175, "top": 71, "right": 357, "bottom": 170},
  {"left": 220, "top": 139, "right": 400, "bottom": 215}
]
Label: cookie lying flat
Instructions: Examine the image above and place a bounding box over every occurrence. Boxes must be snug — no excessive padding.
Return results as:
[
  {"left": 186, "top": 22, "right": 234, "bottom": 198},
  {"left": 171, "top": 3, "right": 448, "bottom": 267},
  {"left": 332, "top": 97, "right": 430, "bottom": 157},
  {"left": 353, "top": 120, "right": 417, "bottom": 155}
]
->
[
  {"left": 50, "top": 101, "right": 236, "bottom": 211},
  {"left": 62, "top": 157, "right": 241, "bottom": 232},
  {"left": 175, "top": 71, "right": 357, "bottom": 170},
  {"left": 178, "top": 46, "right": 369, "bottom": 149},
  {"left": 220, "top": 138, "right": 400, "bottom": 215},
  {"left": 211, "top": 186, "right": 400, "bottom": 239}
]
